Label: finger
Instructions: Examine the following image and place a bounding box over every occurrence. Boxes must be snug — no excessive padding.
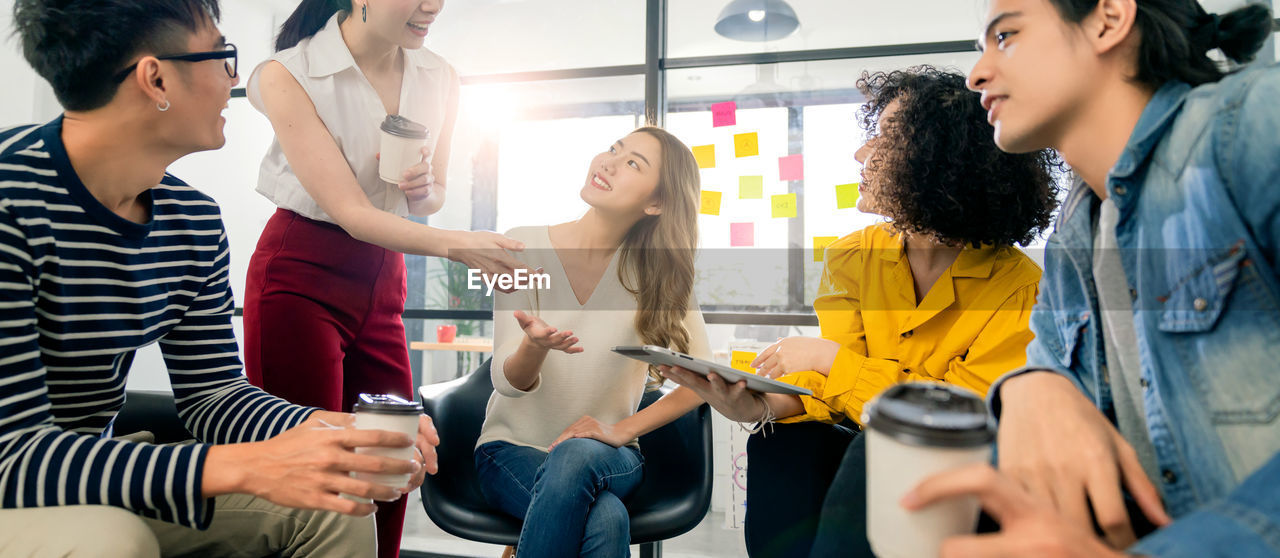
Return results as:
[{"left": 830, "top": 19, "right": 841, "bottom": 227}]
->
[
  {"left": 902, "top": 464, "right": 1028, "bottom": 524},
  {"left": 549, "top": 432, "right": 572, "bottom": 451},
  {"left": 497, "top": 236, "right": 526, "bottom": 252},
  {"left": 750, "top": 343, "right": 780, "bottom": 368},
  {"left": 1115, "top": 438, "right": 1171, "bottom": 527},
  {"left": 418, "top": 415, "right": 440, "bottom": 446},
  {"left": 315, "top": 492, "right": 378, "bottom": 517},
  {"left": 1051, "top": 476, "right": 1092, "bottom": 532},
  {"left": 419, "top": 145, "right": 432, "bottom": 163},
  {"left": 334, "top": 428, "right": 415, "bottom": 449},
  {"left": 1085, "top": 468, "right": 1137, "bottom": 548},
  {"left": 759, "top": 353, "right": 781, "bottom": 374},
  {"left": 939, "top": 533, "right": 1026, "bottom": 558},
  {"left": 706, "top": 372, "right": 732, "bottom": 397},
  {"left": 398, "top": 177, "right": 432, "bottom": 192},
  {"left": 322, "top": 472, "right": 404, "bottom": 503},
  {"left": 513, "top": 310, "right": 533, "bottom": 329}
]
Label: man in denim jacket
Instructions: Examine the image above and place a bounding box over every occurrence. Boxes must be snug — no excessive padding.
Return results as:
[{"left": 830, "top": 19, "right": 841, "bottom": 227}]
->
[{"left": 903, "top": 1, "right": 1280, "bottom": 556}]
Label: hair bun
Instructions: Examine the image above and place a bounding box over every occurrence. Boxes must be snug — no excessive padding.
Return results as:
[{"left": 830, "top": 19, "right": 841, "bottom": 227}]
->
[{"left": 1195, "top": 4, "right": 1273, "bottom": 64}]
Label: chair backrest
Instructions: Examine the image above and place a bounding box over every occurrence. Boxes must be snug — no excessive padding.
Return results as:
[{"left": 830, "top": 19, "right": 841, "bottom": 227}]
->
[
  {"left": 114, "top": 390, "right": 193, "bottom": 444},
  {"left": 419, "top": 359, "right": 713, "bottom": 545},
  {"left": 421, "top": 360, "right": 503, "bottom": 510}
]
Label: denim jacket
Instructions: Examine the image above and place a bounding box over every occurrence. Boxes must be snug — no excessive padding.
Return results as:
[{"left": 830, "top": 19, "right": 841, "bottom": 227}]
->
[{"left": 991, "top": 64, "right": 1280, "bottom": 556}]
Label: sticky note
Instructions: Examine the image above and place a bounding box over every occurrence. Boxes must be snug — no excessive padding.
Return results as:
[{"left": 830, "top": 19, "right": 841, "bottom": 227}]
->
[
  {"left": 778, "top": 154, "right": 804, "bottom": 181},
  {"left": 813, "top": 236, "right": 839, "bottom": 262},
  {"left": 731, "top": 350, "right": 758, "bottom": 373},
  {"left": 700, "top": 190, "right": 722, "bottom": 216},
  {"left": 772, "top": 193, "right": 797, "bottom": 219},
  {"left": 693, "top": 145, "right": 716, "bottom": 169},
  {"left": 730, "top": 222, "right": 754, "bottom": 247},
  {"left": 739, "top": 175, "right": 763, "bottom": 199},
  {"left": 836, "top": 183, "right": 860, "bottom": 209},
  {"left": 734, "top": 132, "right": 759, "bottom": 158},
  {"left": 711, "top": 101, "right": 737, "bottom": 127}
]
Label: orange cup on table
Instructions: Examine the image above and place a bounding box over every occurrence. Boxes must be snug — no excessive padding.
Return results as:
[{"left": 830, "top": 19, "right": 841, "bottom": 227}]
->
[{"left": 436, "top": 324, "right": 457, "bottom": 343}]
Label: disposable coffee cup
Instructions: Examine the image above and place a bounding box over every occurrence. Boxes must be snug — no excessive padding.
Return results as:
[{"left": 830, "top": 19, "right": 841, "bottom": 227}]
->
[
  {"left": 863, "top": 382, "right": 995, "bottom": 558},
  {"left": 346, "top": 393, "right": 423, "bottom": 503},
  {"left": 378, "top": 114, "right": 429, "bottom": 184}
]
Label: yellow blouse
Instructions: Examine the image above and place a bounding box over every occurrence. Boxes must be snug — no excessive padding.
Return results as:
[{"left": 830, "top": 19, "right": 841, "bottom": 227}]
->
[{"left": 777, "top": 224, "right": 1042, "bottom": 425}]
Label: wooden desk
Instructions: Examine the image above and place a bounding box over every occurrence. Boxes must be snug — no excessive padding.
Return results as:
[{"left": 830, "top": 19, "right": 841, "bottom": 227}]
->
[{"left": 410, "top": 338, "right": 494, "bottom": 353}]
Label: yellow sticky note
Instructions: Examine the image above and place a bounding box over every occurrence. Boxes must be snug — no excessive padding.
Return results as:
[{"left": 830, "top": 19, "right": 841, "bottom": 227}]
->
[
  {"left": 772, "top": 193, "right": 797, "bottom": 219},
  {"left": 731, "top": 350, "right": 758, "bottom": 373},
  {"left": 700, "top": 190, "right": 722, "bottom": 216},
  {"left": 836, "top": 183, "right": 860, "bottom": 209},
  {"left": 693, "top": 145, "right": 716, "bottom": 169},
  {"left": 734, "top": 132, "right": 759, "bottom": 158},
  {"left": 739, "top": 175, "right": 763, "bottom": 199},
  {"left": 813, "top": 236, "right": 839, "bottom": 262}
]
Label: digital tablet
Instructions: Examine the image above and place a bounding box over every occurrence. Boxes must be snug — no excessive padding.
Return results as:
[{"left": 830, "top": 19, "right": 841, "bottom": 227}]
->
[{"left": 612, "top": 345, "right": 813, "bottom": 396}]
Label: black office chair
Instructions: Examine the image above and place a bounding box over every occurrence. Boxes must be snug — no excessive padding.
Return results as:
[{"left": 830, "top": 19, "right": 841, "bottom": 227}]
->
[
  {"left": 113, "top": 390, "right": 193, "bottom": 444},
  {"left": 419, "top": 359, "right": 713, "bottom": 558}
]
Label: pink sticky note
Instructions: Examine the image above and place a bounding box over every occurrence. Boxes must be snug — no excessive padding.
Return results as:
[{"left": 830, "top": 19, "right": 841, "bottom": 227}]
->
[
  {"left": 778, "top": 154, "right": 804, "bottom": 181},
  {"left": 711, "top": 101, "right": 737, "bottom": 127},
  {"left": 730, "top": 222, "right": 754, "bottom": 247}
]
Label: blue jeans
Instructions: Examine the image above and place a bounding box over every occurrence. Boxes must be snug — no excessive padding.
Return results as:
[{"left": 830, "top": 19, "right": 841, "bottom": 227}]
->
[{"left": 475, "top": 439, "right": 644, "bottom": 558}]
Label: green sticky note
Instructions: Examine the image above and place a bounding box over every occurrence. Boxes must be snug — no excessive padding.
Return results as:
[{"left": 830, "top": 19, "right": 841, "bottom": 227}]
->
[
  {"left": 772, "top": 193, "right": 797, "bottom": 219},
  {"left": 739, "top": 175, "right": 763, "bottom": 199},
  {"left": 836, "top": 183, "right": 860, "bottom": 209}
]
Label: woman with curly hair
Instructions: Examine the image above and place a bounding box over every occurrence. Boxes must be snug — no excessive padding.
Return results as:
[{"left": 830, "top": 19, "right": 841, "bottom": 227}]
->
[{"left": 662, "top": 65, "right": 1060, "bottom": 557}]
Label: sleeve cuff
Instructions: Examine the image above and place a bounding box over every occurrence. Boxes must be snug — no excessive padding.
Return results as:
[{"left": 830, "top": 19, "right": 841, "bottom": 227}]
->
[
  {"left": 491, "top": 358, "right": 542, "bottom": 398},
  {"left": 987, "top": 366, "right": 1083, "bottom": 421},
  {"left": 775, "top": 371, "right": 843, "bottom": 424}
]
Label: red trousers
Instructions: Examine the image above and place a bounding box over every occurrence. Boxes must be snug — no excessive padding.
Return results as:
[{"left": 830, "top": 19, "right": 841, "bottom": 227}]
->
[{"left": 244, "top": 208, "right": 412, "bottom": 558}]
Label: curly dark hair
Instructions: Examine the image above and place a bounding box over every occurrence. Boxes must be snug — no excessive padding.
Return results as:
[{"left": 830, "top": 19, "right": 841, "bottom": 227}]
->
[{"left": 857, "top": 65, "right": 1060, "bottom": 247}]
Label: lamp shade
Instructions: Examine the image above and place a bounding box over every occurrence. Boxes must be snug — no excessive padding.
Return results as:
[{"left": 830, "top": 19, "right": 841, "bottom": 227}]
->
[{"left": 714, "top": 0, "right": 800, "bottom": 42}]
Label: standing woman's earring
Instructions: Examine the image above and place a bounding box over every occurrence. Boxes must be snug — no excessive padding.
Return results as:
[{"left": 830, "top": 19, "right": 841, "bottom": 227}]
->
[
  {"left": 157, "top": 99, "right": 170, "bottom": 112},
  {"left": 362, "top": 3, "right": 367, "bottom": 22}
]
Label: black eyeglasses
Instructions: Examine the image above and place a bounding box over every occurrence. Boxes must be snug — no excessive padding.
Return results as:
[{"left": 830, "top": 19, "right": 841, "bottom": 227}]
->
[{"left": 113, "top": 43, "right": 238, "bottom": 83}]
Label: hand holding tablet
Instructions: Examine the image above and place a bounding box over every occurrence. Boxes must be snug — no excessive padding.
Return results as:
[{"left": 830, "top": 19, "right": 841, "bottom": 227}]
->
[{"left": 612, "top": 345, "right": 812, "bottom": 396}]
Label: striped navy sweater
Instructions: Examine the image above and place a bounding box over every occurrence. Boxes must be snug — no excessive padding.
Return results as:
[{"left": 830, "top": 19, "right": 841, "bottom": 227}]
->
[{"left": 0, "top": 118, "right": 315, "bottom": 528}]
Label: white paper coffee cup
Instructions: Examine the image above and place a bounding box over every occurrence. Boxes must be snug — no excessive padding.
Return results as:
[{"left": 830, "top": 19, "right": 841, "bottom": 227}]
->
[
  {"left": 863, "top": 382, "right": 995, "bottom": 558},
  {"left": 378, "top": 115, "right": 429, "bottom": 184},
  {"left": 345, "top": 393, "right": 423, "bottom": 503}
]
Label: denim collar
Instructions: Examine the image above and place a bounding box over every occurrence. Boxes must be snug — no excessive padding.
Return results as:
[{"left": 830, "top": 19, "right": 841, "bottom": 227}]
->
[{"left": 1108, "top": 80, "right": 1192, "bottom": 181}]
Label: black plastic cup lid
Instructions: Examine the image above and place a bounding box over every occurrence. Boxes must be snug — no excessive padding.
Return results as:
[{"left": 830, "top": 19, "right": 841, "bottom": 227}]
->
[
  {"left": 352, "top": 393, "right": 423, "bottom": 415},
  {"left": 380, "top": 114, "right": 428, "bottom": 139},
  {"left": 862, "top": 382, "right": 994, "bottom": 448}
]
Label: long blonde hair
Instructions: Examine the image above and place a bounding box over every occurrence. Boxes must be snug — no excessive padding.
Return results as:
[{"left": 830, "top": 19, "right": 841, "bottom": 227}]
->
[{"left": 617, "top": 127, "right": 701, "bottom": 388}]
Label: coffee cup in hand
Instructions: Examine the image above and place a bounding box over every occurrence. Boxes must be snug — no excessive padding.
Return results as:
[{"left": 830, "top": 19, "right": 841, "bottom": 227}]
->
[
  {"left": 378, "top": 114, "right": 430, "bottom": 184},
  {"left": 863, "top": 382, "right": 995, "bottom": 558},
  {"left": 346, "top": 393, "right": 423, "bottom": 503}
]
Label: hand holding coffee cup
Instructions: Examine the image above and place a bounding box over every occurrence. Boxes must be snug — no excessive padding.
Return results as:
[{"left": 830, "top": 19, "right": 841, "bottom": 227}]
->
[
  {"left": 863, "top": 382, "right": 995, "bottom": 558},
  {"left": 396, "top": 146, "right": 435, "bottom": 202},
  {"left": 346, "top": 393, "right": 424, "bottom": 503},
  {"left": 378, "top": 114, "right": 430, "bottom": 184}
]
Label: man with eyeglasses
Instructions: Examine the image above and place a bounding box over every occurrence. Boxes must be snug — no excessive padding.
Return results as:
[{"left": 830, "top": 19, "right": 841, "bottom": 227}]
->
[{"left": 0, "top": 1, "right": 438, "bottom": 556}]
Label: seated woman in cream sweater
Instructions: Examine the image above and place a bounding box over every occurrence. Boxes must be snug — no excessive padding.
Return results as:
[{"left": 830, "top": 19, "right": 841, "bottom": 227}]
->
[{"left": 475, "top": 127, "right": 709, "bottom": 558}]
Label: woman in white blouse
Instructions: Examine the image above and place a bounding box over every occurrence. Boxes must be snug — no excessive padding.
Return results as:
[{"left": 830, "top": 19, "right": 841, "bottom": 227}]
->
[{"left": 241, "top": 1, "right": 522, "bottom": 556}]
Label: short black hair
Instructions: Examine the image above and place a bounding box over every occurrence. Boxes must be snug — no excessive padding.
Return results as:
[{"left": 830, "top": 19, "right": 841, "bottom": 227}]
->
[
  {"left": 13, "top": 0, "right": 222, "bottom": 111},
  {"left": 1044, "top": 0, "right": 1272, "bottom": 89},
  {"left": 857, "top": 65, "right": 1060, "bottom": 247}
]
